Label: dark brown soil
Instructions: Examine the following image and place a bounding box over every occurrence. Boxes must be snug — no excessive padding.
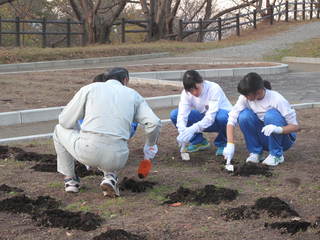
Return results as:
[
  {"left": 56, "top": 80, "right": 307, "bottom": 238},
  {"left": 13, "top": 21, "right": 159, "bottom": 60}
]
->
[
  {"left": 265, "top": 220, "right": 311, "bottom": 235},
  {"left": 31, "top": 162, "right": 104, "bottom": 178},
  {"left": 0, "top": 184, "right": 24, "bottom": 193},
  {"left": 92, "top": 229, "right": 146, "bottom": 240},
  {"left": 0, "top": 195, "right": 59, "bottom": 214},
  {"left": 221, "top": 205, "right": 260, "bottom": 221},
  {"left": 255, "top": 197, "right": 299, "bottom": 218},
  {"left": 164, "top": 185, "right": 238, "bottom": 205},
  {"left": 32, "top": 209, "right": 103, "bottom": 231},
  {"left": 232, "top": 163, "right": 272, "bottom": 177},
  {"left": 119, "top": 177, "right": 157, "bottom": 193},
  {"left": 0, "top": 145, "right": 24, "bottom": 159},
  {"left": 15, "top": 151, "right": 56, "bottom": 162}
]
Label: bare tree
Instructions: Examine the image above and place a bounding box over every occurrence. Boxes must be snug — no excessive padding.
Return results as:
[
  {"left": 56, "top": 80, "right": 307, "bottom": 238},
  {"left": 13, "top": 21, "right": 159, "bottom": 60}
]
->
[{"left": 69, "top": 0, "right": 128, "bottom": 44}]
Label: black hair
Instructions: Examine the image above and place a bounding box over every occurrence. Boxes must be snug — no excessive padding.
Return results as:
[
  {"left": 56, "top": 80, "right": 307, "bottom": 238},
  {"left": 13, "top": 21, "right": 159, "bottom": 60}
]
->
[
  {"left": 182, "top": 70, "right": 203, "bottom": 91},
  {"left": 237, "top": 72, "right": 271, "bottom": 96},
  {"left": 104, "top": 67, "right": 129, "bottom": 85},
  {"left": 92, "top": 73, "right": 106, "bottom": 82}
]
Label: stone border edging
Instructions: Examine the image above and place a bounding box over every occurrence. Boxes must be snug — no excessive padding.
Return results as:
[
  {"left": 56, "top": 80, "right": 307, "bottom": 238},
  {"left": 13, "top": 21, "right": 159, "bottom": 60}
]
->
[
  {"left": 282, "top": 56, "right": 320, "bottom": 64},
  {"left": 0, "top": 102, "right": 319, "bottom": 144},
  {"left": 130, "top": 62, "right": 288, "bottom": 79},
  {"left": 0, "top": 52, "right": 170, "bottom": 72},
  {"left": 0, "top": 94, "right": 181, "bottom": 126}
]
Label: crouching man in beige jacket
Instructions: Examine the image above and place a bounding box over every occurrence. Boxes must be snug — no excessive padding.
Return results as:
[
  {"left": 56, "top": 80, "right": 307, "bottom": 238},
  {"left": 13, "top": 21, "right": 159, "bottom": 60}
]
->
[{"left": 53, "top": 67, "right": 161, "bottom": 197}]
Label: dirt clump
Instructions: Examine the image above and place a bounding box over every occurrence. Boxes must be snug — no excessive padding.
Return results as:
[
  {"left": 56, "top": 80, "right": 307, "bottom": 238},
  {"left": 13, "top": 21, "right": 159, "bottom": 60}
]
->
[
  {"left": 32, "top": 209, "right": 103, "bottom": 231},
  {"left": 119, "top": 177, "right": 157, "bottom": 193},
  {"left": 92, "top": 229, "right": 146, "bottom": 240},
  {"left": 221, "top": 205, "right": 260, "bottom": 221},
  {"left": 15, "top": 151, "right": 56, "bottom": 162},
  {"left": 255, "top": 197, "right": 299, "bottom": 218},
  {"left": 164, "top": 185, "right": 238, "bottom": 205},
  {"left": 31, "top": 162, "right": 103, "bottom": 177},
  {"left": 0, "top": 184, "right": 24, "bottom": 193},
  {"left": 0, "top": 195, "right": 59, "bottom": 214},
  {"left": 0, "top": 145, "right": 25, "bottom": 159},
  {"left": 232, "top": 163, "right": 272, "bottom": 177},
  {"left": 265, "top": 220, "right": 311, "bottom": 235}
]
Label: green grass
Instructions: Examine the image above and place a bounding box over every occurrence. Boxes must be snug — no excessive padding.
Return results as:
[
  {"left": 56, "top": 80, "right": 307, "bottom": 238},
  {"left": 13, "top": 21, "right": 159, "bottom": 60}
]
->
[
  {"left": 148, "top": 185, "right": 173, "bottom": 202},
  {"left": 47, "top": 181, "right": 63, "bottom": 189},
  {"left": 264, "top": 37, "right": 320, "bottom": 61},
  {"left": 65, "top": 200, "right": 92, "bottom": 212}
]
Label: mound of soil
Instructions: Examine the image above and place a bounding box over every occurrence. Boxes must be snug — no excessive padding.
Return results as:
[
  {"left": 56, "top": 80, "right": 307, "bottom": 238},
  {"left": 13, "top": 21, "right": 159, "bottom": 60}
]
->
[
  {"left": 265, "top": 220, "right": 311, "bottom": 235},
  {"left": 0, "top": 195, "right": 59, "bottom": 214},
  {"left": 0, "top": 184, "right": 24, "bottom": 193},
  {"left": 233, "top": 163, "right": 272, "bottom": 177},
  {"left": 119, "top": 177, "right": 157, "bottom": 193},
  {"left": 164, "top": 185, "right": 238, "bottom": 205},
  {"left": 221, "top": 205, "right": 260, "bottom": 221},
  {"left": 255, "top": 197, "right": 299, "bottom": 218},
  {"left": 33, "top": 209, "right": 103, "bottom": 231},
  {"left": 31, "top": 162, "right": 103, "bottom": 177},
  {"left": 0, "top": 145, "right": 25, "bottom": 159},
  {"left": 15, "top": 151, "right": 56, "bottom": 162},
  {"left": 92, "top": 229, "right": 145, "bottom": 240}
]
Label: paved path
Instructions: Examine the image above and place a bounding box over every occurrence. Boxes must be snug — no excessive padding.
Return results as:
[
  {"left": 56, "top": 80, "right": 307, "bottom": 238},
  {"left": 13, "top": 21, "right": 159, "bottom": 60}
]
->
[{"left": 183, "top": 21, "right": 320, "bottom": 60}]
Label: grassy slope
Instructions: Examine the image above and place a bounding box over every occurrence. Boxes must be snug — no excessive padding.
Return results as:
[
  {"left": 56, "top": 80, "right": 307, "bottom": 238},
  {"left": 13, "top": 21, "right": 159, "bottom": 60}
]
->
[{"left": 0, "top": 21, "right": 309, "bottom": 64}]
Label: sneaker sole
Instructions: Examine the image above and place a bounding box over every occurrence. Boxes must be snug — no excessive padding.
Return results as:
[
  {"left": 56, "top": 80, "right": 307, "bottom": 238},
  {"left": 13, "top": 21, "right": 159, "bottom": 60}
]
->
[
  {"left": 187, "top": 145, "right": 210, "bottom": 153},
  {"left": 100, "top": 183, "right": 119, "bottom": 198},
  {"left": 65, "top": 186, "right": 79, "bottom": 193}
]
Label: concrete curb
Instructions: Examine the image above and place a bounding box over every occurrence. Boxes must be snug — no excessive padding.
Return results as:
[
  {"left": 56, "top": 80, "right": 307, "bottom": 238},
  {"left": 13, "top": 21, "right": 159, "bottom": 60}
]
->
[
  {"left": 0, "top": 94, "right": 180, "bottom": 126},
  {"left": 282, "top": 56, "right": 320, "bottom": 64},
  {"left": 0, "top": 102, "right": 319, "bottom": 144},
  {"left": 0, "top": 52, "right": 170, "bottom": 73},
  {"left": 130, "top": 62, "right": 288, "bottom": 79}
]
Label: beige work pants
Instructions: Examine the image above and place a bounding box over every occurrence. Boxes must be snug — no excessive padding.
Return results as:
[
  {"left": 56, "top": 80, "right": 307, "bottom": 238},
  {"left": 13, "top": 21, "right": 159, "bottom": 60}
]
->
[{"left": 53, "top": 124, "right": 129, "bottom": 177}]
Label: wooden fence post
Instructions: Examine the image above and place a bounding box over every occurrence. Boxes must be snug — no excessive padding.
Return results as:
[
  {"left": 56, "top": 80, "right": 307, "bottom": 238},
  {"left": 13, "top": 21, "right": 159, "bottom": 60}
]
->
[
  {"left": 318, "top": 1, "right": 320, "bottom": 19},
  {"left": 66, "top": 18, "right": 71, "bottom": 47},
  {"left": 236, "top": 14, "right": 240, "bottom": 36},
  {"left": 42, "top": 17, "right": 47, "bottom": 48},
  {"left": 178, "top": 19, "right": 183, "bottom": 41},
  {"left": 253, "top": 10, "right": 257, "bottom": 28},
  {"left": 270, "top": 5, "right": 274, "bottom": 25},
  {"left": 81, "top": 19, "right": 87, "bottom": 46},
  {"left": 0, "top": 16, "right": 2, "bottom": 47},
  {"left": 147, "top": 17, "right": 152, "bottom": 41},
  {"left": 285, "top": 1, "right": 289, "bottom": 22},
  {"left": 15, "top": 17, "right": 20, "bottom": 47},
  {"left": 302, "top": 0, "right": 306, "bottom": 20},
  {"left": 294, "top": 0, "right": 297, "bottom": 20},
  {"left": 218, "top": 18, "right": 222, "bottom": 40},
  {"left": 198, "top": 18, "right": 203, "bottom": 42},
  {"left": 310, "top": 0, "right": 313, "bottom": 19},
  {"left": 121, "top": 18, "right": 125, "bottom": 43}
]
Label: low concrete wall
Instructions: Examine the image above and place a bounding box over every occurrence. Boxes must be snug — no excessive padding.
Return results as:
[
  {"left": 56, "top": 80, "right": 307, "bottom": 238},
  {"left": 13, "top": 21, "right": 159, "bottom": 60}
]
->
[{"left": 282, "top": 56, "right": 320, "bottom": 64}]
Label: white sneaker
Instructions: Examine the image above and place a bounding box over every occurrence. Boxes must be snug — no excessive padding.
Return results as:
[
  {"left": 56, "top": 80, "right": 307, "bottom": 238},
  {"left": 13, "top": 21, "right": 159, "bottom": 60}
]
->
[
  {"left": 246, "top": 153, "right": 264, "bottom": 163},
  {"left": 64, "top": 177, "right": 80, "bottom": 193},
  {"left": 100, "top": 174, "right": 120, "bottom": 197},
  {"left": 262, "top": 154, "right": 284, "bottom": 166}
]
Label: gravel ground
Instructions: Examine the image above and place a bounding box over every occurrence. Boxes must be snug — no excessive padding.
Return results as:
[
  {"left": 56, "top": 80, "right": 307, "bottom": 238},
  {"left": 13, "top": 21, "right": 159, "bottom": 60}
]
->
[{"left": 185, "top": 21, "right": 320, "bottom": 60}]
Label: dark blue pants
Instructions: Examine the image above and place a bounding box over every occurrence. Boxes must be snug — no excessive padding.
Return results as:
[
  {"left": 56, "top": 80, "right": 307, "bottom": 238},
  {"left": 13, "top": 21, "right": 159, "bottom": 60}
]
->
[
  {"left": 170, "top": 108, "right": 229, "bottom": 147},
  {"left": 238, "top": 108, "right": 296, "bottom": 157}
]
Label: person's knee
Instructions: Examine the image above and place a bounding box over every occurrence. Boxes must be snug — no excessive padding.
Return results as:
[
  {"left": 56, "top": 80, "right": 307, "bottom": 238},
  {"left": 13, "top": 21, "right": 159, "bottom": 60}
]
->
[
  {"left": 264, "top": 108, "right": 282, "bottom": 124},
  {"left": 215, "top": 110, "right": 229, "bottom": 125},
  {"left": 170, "top": 109, "right": 178, "bottom": 124},
  {"left": 238, "top": 109, "right": 253, "bottom": 125}
]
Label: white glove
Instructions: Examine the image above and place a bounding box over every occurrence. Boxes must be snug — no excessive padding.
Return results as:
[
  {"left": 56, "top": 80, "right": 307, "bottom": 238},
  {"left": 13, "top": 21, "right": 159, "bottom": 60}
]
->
[
  {"left": 143, "top": 144, "right": 158, "bottom": 160},
  {"left": 261, "top": 124, "right": 283, "bottom": 136},
  {"left": 177, "top": 124, "right": 200, "bottom": 143},
  {"left": 223, "top": 143, "right": 235, "bottom": 164}
]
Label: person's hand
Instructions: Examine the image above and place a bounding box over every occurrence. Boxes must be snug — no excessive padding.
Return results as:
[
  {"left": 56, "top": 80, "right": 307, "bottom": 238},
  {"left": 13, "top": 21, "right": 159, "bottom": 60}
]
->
[
  {"left": 223, "top": 143, "right": 235, "bottom": 164},
  {"left": 143, "top": 144, "right": 158, "bottom": 160},
  {"left": 177, "top": 124, "right": 199, "bottom": 143},
  {"left": 261, "top": 124, "right": 283, "bottom": 136}
]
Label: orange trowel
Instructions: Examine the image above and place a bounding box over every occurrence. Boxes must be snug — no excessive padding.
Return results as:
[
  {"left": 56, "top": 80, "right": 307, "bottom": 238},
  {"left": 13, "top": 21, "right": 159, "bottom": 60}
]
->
[{"left": 138, "top": 159, "right": 152, "bottom": 179}]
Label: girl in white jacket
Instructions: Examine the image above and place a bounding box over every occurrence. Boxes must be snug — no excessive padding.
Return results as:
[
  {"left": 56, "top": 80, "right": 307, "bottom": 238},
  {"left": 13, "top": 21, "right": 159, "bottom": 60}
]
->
[{"left": 223, "top": 72, "right": 299, "bottom": 166}]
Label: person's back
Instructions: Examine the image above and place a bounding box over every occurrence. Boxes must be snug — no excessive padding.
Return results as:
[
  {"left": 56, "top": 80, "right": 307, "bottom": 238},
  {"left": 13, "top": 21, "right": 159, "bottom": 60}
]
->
[{"left": 81, "top": 80, "right": 141, "bottom": 140}]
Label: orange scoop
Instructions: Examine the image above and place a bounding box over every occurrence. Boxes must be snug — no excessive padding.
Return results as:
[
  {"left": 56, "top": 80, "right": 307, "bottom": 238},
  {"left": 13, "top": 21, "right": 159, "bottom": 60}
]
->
[{"left": 138, "top": 159, "right": 152, "bottom": 179}]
